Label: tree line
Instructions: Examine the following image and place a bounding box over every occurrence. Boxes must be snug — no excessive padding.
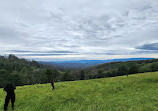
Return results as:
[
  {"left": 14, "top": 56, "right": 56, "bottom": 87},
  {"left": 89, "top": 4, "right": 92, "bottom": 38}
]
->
[
  {"left": 1, "top": 54, "right": 158, "bottom": 88},
  {"left": 0, "top": 54, "right": 84, "bottom": 87},
  {"left": 0, "top": 54, "right": 57, "bottom": 87},
  {"left": 79, "top": 59, "right": 158, "bottom": 79}
]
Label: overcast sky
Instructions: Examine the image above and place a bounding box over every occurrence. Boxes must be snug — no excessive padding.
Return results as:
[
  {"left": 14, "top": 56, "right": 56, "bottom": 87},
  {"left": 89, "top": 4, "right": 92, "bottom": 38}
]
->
[{"left": 0, "top": 0, "right": 158, "bottom": 61}]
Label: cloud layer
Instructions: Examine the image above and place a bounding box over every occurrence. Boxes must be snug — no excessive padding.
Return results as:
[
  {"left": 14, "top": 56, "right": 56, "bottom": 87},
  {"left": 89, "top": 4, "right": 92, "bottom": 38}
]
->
[{"left": 0, "top": 0, "right": 158, "bottom": 61}]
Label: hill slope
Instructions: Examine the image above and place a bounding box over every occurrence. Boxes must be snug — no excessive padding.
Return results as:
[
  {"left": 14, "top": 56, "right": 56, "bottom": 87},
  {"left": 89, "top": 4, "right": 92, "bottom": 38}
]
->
[
  {"left": 80, "top": 58, "right": 158, "bottom": 79},
  {"left": 0, "top": 54, "right": 60, "bottom": 87},
  {"left": 0, "top": 72, "right": 158, "bottom": 111}
]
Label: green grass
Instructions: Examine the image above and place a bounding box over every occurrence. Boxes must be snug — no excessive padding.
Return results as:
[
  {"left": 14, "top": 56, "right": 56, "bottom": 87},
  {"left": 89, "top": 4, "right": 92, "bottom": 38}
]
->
[{"left": 0, "top": 72, "right": 158, "bottom": 111}]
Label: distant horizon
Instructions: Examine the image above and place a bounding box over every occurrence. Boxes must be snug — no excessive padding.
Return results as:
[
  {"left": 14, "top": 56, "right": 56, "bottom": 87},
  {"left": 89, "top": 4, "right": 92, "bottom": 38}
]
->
[
  {"left": 1, "top": 54, "right": 157, "bottom": 62},
  {"left": 39, "top": 57, "right": 155, "bottom": 62}
]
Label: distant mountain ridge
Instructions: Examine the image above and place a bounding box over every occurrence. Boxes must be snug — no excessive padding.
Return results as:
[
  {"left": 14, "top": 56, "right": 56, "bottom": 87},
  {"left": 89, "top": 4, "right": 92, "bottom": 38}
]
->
[{"left": 40, "top": 58, "right": 155, "bottom": 70}]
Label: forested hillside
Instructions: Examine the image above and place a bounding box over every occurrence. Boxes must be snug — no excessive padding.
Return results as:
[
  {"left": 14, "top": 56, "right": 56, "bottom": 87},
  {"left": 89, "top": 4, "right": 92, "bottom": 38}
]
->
[
  {"left": 54, "top": 58, "right": 158, "bottom": 81},
  {"left": 1, "top": 54, "right": 158, "bottom": 88},
  {"left": 80, "top": 59, "right": 158, "bottom": 79},
  {"left": 0, "top": 54, "right": 59, "bottom": 87}
]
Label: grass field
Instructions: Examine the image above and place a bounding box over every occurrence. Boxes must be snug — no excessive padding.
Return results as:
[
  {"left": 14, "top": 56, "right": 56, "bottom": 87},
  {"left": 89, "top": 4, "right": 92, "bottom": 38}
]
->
[{"left": 0, "top": 72, "right": 158, "bottom": 111}]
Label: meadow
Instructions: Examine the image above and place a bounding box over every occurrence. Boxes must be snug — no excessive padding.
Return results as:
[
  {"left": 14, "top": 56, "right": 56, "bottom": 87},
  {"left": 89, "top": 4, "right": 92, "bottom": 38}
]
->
[{"left": 0, "top": 72, "right": 158, "bottom": 111}]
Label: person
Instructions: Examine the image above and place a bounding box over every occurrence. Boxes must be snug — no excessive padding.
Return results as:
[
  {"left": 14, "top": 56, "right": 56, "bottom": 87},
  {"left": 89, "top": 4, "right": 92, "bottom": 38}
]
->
[
  {"left": 51, "top": 79, "right": 55, "bottom": 91},
  {"left": 3, "top": 83, "right": 16, "bottom": 111}
]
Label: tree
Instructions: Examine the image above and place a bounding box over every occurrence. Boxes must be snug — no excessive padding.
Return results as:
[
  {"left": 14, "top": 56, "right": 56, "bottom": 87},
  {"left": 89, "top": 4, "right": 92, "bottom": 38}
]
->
[
  {"left": 97, "top": 70, "right": 104, "bottom": 78},
  {"left": 45, "top": 69, "right": 53, "bottom": 82},
  {"left": 80, "top": 70, "right": 85, "bottom": 80},
  {"left": 0, "top": 69, "right": 11, "bottom": 87},
  {"left": 8, "top": 54, "right": 18, "bottom": 61},
  {"left": 52, "top": 69, "right": 59, "bottom": 80},
  {"left": 150, "top": 62, "right": 158, "bottom": 72},
  {"left": 11, "top": 74, "right": 22, "bottom": 86},
  {"left": 62, "top": 70, "right": 71, "bottom": 81},
  {"left": 129, "top": 64, "right": 138, "bottom": 74},
  {"left": 138, "top": 64, "right": 152, "bottom": 73},
  {"left": 117, "top": 65, "right": 128, "bottom": 76}
]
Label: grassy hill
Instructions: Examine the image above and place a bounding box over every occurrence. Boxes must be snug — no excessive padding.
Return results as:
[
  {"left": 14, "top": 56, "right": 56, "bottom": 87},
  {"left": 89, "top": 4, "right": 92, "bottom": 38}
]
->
[{"left": 0, "top": 72, "right": 158, "bottom": 111}]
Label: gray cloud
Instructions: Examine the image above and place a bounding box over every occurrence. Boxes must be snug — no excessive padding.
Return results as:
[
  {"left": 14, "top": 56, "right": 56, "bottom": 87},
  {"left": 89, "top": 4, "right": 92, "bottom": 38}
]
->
[
  {"left": 0, "top": 0, "right": 158, "bottom": 60},
  {"left": 15, "top": 54, "right": 70, "bottom": 56},
  {"left": 0, "top": 26, "right": 23, "bottom": 43},
  {"left": 0, "top": 27, "right": 18, "bottom": 38},
  {"left": 136, "top": 43, "right": 158, "bottom": 50},
  {"left": 10, "top": 50, "right": 76, "bottom": 54}
]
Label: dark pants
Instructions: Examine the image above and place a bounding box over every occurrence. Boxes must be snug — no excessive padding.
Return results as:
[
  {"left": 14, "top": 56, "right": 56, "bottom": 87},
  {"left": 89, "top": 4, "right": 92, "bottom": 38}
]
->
[
  {"left": 52, "top": 86, "right": 55, "bottom": 91},
  {"left": 4, "top": 94, "right": 15, "bottom": 110}
]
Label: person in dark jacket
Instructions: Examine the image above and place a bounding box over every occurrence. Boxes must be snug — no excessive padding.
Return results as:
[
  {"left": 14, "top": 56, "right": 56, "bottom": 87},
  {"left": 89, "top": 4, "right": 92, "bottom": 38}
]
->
[
  {"left": 51, "top": 79, "right": 55, "bottom": 91},
  {"left": 4, "top": 83, "right": 16, "bottom": 111}
]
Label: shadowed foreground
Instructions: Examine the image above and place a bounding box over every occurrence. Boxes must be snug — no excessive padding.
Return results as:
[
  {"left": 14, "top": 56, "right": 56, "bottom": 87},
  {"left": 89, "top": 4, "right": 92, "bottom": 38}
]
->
[{"left": 0, "top": 72, "right": 158, "bottom": 111}]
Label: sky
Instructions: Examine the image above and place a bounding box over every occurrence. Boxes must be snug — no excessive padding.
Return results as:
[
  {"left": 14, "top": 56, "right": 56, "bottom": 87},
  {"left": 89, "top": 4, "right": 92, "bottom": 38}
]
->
[{"left": 0, "top": 0, "right": 158, "bottom": 61}]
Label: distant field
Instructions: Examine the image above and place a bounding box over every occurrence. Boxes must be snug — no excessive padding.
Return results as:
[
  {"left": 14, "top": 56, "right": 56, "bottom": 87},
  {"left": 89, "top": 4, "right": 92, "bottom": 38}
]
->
[{"left": 0, "top": 72, "right": 158, "bottom": 111}]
